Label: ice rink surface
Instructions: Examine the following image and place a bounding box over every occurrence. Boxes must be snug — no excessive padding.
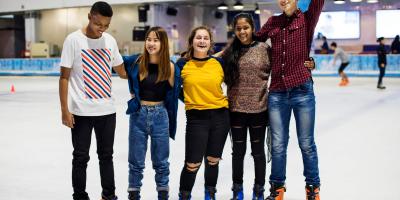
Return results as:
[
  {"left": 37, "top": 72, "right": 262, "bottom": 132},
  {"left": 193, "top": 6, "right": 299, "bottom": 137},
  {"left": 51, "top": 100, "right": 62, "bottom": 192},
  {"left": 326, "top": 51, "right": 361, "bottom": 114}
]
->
[{"left": 0, "top": 76, "right": 399, "bottom": 200}]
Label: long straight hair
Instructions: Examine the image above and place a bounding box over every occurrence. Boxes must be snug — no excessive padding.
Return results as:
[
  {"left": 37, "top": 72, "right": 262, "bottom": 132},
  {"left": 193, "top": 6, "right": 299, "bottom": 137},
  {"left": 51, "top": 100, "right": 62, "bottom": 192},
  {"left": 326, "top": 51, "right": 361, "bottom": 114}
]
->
[
  {"left": 139, "top": 26, "right": 171, "bottom": 82},
  {"left": 222, "top": 13, "right": 256, "bottom": 88},
  {"left": 183, "top": 26, "right": 214, "bottom": 60}
]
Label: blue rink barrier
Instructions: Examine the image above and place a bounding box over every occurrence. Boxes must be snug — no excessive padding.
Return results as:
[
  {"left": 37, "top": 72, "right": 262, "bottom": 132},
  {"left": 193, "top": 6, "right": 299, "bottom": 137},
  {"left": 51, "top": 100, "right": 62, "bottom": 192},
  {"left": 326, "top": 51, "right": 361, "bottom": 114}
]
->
[
  {"left": 313, "top": 55, "right": 400, "bottom": 77},
  {"left": 0, "top": 58, "right": 61, "bottom": 76},
  {"left": 0, "top": 55, "right": 399, "bottom": 77}
]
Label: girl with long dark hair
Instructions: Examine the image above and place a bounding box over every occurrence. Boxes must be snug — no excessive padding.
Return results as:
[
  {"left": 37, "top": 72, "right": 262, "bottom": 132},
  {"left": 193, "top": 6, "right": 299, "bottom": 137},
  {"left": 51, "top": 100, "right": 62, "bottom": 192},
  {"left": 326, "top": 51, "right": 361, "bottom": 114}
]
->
[{"left": 221, "top": 13, "right": 271, "bottom": 200}]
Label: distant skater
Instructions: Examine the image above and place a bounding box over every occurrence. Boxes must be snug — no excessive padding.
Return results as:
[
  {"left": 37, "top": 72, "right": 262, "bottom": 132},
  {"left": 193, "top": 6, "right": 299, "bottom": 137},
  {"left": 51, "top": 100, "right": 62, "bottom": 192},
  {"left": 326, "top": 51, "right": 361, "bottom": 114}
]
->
[
  {"left": 376, "top": 37, "right": 387, "bottom": 89},
  {"left": 330, "top": 42, "right": 350, "bottom": 86}
]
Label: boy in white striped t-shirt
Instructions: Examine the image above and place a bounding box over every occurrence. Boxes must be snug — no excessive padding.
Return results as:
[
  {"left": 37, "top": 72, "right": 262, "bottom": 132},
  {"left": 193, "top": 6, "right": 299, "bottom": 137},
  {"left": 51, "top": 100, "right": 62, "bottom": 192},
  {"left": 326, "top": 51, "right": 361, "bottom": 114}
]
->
[{"left": 58, "top": 2, "right": 127, "bottom": 200}]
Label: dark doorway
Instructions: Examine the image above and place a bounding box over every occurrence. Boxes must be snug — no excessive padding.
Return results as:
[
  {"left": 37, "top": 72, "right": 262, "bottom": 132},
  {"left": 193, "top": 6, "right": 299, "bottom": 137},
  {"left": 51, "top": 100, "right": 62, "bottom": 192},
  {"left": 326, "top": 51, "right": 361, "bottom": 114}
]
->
[{"left": 0, "top": 14, "right": 25, "bottom": 58}]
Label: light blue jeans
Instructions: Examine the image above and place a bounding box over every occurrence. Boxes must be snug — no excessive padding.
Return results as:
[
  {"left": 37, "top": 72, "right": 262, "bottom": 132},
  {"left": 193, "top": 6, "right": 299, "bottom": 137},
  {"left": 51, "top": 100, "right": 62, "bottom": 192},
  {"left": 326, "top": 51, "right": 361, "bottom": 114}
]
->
[
  {"left": 128, "top": 103, "right": 170, "bottom": 192},
  {"left": 268, "top": 79, "right": 320, "bottom": 186}
]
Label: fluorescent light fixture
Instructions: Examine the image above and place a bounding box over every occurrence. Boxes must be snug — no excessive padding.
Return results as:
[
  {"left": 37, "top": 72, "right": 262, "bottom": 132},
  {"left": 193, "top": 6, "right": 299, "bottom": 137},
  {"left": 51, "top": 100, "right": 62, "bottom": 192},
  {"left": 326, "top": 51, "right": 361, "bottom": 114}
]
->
[
  {"left": 233, "top": 1, "right": 244, "bottom": 10},
  {"left": 350, "top": 0, "right": 362, "bottom": 2},
  {"left": 217, "top": 2, "right": 228, "bottom": 10},
  {"left": 0, "top": 15, "right": 14, "bottom": 19},
  {"left": 334, "top": 0, "right": 346, "bottom": 4},
  {"left": 367, "top": 0, "right": 378, "bottom": 3}
]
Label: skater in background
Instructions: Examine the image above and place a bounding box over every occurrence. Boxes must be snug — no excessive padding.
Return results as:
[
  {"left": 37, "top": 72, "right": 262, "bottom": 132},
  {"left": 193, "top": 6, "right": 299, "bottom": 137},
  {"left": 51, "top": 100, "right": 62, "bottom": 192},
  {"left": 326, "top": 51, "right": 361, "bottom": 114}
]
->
[
  {"left": 320, "top": 36, "right": 329, "bottom": 54},
  {"left": 391, "top": 35, "right": 400, "bottom": 54},
  {"left": 377, "top": 37, "right": 387, "bottom": 89},
  {"left": 330, "top": 42, "right": 350, "bottom": 86},
  {"left": 170, "top": 24, "right": 180, "bottom": 55},
  {"left": 255, "top": 0, "right": 324, "bottom": 199},
  {"left": 177, "top": 26, "right": 230, "bottom": 200},
  {"left": 58, "top": 2, "right": 127, "bottom": 200},
  {"left": 122, "top": 26, "right": 179, "bottom": 200}
]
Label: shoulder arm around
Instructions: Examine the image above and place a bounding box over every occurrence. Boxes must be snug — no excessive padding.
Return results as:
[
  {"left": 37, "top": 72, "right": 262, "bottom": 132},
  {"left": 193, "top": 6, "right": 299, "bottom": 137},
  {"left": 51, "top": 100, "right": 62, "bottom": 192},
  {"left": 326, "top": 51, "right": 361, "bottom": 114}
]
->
[
  {"left": 176, "top": 58, "right": 187, "bottom": 71},
  {"left": 112, "top": 63, "right": 128, "bottom": 79}
]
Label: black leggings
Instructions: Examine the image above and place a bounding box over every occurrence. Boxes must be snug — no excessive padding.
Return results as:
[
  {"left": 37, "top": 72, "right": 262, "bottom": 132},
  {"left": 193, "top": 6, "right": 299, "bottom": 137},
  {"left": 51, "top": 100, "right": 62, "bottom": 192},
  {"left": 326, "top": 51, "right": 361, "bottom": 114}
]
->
[
  {"left": 230, "top": 111, "right": 268, "bottom": 186},
  {"left": 179, "top": 108, "right": 230, "bottom": 192},
  {"left": 378, "top": 64, "right": 386, "bottom": 86}
]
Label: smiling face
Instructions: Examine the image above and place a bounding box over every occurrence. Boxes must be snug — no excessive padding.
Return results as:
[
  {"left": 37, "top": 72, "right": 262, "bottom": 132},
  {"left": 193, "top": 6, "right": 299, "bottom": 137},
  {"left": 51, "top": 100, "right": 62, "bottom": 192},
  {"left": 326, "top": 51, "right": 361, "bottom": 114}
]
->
[
  {"left": 192, "top": 29, "right": 211, "bottom": 55},
  {"left": 234, "top": 18, "right": 254, "bottom": 45},
  {"left": 87, "top": 13, "right": 111, "bottom": 38},
  {"left": 145, "top": 31, "right": 161, "bottom": 55}
]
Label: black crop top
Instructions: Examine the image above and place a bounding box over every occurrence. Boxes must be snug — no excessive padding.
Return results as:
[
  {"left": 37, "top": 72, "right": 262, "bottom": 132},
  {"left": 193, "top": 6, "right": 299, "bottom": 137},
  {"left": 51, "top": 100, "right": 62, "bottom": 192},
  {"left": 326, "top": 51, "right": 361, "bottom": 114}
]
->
[{"left": 139, "top": 63, "right": 171, "bottom": 101}]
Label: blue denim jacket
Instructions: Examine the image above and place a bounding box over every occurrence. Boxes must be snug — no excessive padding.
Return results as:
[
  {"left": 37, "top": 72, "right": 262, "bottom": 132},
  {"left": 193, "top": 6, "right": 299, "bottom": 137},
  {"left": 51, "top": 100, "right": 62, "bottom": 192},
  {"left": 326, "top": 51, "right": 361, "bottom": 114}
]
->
[{"left": 123, "top": 54, "right": 181, "bottom": 140}]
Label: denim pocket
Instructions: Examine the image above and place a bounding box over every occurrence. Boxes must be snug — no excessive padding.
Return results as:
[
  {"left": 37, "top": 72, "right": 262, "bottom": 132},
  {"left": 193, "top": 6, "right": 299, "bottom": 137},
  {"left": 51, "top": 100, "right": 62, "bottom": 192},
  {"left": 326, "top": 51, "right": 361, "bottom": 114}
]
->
[
  {"left": 298, "top": 79, "right": 314, "bottom": 93},
  {"left": 155, "top": 107, "right": 169, "bottom": 122}
]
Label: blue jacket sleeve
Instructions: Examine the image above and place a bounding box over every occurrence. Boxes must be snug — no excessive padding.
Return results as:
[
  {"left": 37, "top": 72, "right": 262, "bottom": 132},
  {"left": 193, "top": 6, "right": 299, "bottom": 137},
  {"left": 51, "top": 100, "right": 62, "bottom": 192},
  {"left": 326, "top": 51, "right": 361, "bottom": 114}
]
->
[
  {"left": 123, "top": 54, "right": 140, "bottom": 94},
  {"left": 176, "top": 58, "right": 186, "bottom": 102},
  {"left": 165, "top": 63, "right": 181, "bottom": 140}
]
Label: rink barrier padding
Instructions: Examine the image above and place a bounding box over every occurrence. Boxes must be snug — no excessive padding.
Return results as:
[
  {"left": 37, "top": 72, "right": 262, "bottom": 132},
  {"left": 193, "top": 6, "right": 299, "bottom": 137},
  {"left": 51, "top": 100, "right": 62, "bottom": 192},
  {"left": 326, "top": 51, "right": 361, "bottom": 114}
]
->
[{"left": 0, "top": 55, "right": 399, "bottom": 77}]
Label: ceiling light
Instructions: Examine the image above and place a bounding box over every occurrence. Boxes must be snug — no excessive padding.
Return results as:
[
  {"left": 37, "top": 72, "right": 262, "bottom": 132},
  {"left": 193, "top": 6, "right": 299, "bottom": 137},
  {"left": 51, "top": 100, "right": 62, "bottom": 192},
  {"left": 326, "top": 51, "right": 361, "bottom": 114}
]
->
[
  {"left": 367, "top": 0, "right": 378, "bottom": 3},
  {"left": 350, "top": 0, "right": 362, "bottom": 2},
  {"left": 233, "top": 1, "right": 244, "bottom": 10},
  {"left": 255, "top": 4, "right": 260, "bottom": 14},
  {"left": 334, "top": 0, "right": 346, "bottom": 4},
  {"left": 217, "top": 2, "right": 228, "bottom": 10}
]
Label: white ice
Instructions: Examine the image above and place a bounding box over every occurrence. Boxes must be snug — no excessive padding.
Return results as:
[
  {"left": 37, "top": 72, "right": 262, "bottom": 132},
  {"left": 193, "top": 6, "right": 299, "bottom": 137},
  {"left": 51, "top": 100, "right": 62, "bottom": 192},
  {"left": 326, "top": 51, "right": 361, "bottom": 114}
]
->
[{"left": 0, "top": 76, "right": 399, "bottom": 200}]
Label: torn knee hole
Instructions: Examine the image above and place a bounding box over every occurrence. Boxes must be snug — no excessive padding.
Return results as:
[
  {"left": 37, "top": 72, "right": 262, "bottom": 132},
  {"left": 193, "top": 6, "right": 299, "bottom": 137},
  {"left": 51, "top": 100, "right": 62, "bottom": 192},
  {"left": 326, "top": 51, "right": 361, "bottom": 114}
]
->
[
  {"left": 186, "top": 162, "right": 201, "bottom": 172},
  {"left": 234, "top": 140, "right": 245, "bottom": 143},
  {"left": 206, "top": 157, "right": 220, "bottom": 165},
  {"left": 208, "top": 161, "right": 218, "bottom": 165},
  {"left": 232, "top": 126, "right": 244, "bottom": 129},
  {"left": 251, "top": 140, "right": 261, "bottom": 143}
]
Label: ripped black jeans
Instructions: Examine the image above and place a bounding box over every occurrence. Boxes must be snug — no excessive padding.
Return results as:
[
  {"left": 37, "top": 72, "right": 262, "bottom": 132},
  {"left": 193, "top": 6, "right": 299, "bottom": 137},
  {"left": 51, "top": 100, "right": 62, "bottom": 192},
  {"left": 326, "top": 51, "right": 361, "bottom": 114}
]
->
[{"left": 230, "top": 111, "right": 268, "bottom": 186}]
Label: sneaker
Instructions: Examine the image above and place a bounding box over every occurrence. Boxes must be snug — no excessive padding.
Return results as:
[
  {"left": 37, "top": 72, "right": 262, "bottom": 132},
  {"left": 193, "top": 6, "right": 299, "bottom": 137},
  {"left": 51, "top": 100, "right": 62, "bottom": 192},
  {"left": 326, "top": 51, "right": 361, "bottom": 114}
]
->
[
  {"left": 339, "top": 80, "right": 346, "bottom": 86},
  {"left": 252, "top": 184, "right": 264, "bottom": 200},
  {"left": 128, "top": 191, "right": 140, "bottom": 200},
  {"left": 306, "top": 185, "right": 320, "bottom": 200},
  {"left": 265, "top": 183, "right": 285, "bottom": 200},
  {"left": 205, "top": 186, "right": 217, "bottom": 200},
  {"left": 231, "top": 184, "right": 243, "bottom": 200},
  {"left": 158, "top": 190, "right": 169, "bottom": 200},
  {"left": 178, "top": 191, "right": 191, "bottom": 200}
]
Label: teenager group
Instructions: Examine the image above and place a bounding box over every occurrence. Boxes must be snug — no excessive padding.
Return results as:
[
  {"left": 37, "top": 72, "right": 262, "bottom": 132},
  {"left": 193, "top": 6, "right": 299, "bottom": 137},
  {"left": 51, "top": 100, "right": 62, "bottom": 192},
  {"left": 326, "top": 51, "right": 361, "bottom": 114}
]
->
[{"left": 59, "top": 0, "right": 324, "bottom": 200}]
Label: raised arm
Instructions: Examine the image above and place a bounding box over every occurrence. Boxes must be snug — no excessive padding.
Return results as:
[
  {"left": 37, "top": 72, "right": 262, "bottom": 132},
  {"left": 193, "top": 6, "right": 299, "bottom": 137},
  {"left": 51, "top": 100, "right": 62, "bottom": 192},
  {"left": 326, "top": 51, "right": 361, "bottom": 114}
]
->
[{"left": 305, "top": 0, "right": 325, "bottom": 47}]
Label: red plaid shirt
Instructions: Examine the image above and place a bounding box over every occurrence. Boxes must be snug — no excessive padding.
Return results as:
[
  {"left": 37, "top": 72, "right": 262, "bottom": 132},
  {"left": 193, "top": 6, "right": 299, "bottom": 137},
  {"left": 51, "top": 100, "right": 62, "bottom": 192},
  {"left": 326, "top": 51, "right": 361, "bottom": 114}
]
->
[{"left": 256, "top": 0, "right": 324, "bottom": 91}]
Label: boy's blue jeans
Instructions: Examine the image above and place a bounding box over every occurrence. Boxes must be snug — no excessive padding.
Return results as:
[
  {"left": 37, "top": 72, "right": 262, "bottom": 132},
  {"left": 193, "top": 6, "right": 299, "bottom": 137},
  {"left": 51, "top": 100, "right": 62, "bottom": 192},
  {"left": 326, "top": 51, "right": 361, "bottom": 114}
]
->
[{"left": 268, "top": 79, "right": 320, "bottom": 186}]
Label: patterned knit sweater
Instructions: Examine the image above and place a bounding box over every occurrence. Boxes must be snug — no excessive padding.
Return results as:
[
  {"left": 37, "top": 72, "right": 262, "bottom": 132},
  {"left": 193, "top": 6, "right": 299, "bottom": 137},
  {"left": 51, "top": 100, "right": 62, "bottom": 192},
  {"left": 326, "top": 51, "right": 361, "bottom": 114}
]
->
[{"left": 227, "top": 42, "right": 271, "bottom": 113}]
